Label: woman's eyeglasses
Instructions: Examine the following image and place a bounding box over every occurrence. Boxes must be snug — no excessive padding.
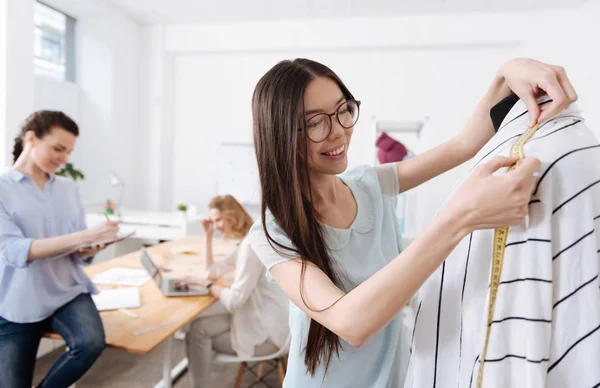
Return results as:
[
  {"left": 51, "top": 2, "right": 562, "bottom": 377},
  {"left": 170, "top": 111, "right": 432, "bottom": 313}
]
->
[{"left": 299, "top": 100, "right": 361, "bottom": 143}]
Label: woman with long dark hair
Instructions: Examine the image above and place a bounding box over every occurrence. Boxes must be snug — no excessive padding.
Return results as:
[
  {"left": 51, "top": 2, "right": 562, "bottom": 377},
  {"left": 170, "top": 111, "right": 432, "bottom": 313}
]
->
[
  {"left": 0, "top": 111, "right": 119, "bottom": 388},
  {"left": 248, "top": 58, "right": 577, "bottom": 387}
]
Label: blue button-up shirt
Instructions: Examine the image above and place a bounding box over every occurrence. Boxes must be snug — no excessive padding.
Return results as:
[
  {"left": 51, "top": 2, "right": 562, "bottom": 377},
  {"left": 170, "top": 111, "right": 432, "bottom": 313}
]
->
[{"left": 0, "top": 169, "right": 97, "bottom": 323}]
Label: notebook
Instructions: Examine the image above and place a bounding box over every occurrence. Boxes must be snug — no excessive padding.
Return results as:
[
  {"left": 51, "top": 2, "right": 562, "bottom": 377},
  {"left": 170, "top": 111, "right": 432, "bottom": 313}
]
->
[
  {"left": 91, "top": 287, "right": 141, "bottom": 311},
  {"left": 56, "top": 231, "right": 136, "bottom": 258},
  {"left": 93, "top": 267, "right": 151, "bottom": 287}
]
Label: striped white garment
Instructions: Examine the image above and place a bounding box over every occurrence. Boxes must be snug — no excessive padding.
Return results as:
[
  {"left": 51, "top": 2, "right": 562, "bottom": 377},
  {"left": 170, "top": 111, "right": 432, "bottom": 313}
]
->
[{"left": 405, "top": 96, "right": 600, "bottom": 388}]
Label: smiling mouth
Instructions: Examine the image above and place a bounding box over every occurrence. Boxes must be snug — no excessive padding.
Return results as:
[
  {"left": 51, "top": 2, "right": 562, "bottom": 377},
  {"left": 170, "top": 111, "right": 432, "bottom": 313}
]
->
[{"left": 322, "top": 144, "right": 345, "bottom": 156}]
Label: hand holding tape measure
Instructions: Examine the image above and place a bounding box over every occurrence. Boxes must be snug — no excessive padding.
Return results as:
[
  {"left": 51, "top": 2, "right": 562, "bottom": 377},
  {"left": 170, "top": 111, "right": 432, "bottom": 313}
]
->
[{"left": 447, "top": 137, "right": 541, "bottom": 234}]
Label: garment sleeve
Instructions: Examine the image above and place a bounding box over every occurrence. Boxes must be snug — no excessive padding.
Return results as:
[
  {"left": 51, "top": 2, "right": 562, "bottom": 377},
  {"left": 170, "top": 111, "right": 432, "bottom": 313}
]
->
[
  {"left": 249, "top": 220, "right": 297, "bottom": 283},
  {"left": 374, "top": 163, "right": 400, "bottom": 197},
  {"left": 0, "top": 200, "right": 33, "bottom": 268},
  {"left": 219, "top": 239, "right": 265, "bottom": 312},
  {"left": 69, "top": 183, "right": 94, "bottom": 265},
  {"left": 539, "top": 126, "right": 600, "bottom": 387},
  {"left": 546, "top": 183, "right": 600, "bottom": 387},
  {"left": 206, "top": 249, "right": 237, "bottom": 279}
]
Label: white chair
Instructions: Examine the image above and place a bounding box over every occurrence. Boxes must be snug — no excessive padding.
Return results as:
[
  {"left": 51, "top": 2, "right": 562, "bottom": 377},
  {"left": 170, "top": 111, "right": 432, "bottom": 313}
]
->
[{"left": 214, "top": 333, "right": 291, "bottom": 388}]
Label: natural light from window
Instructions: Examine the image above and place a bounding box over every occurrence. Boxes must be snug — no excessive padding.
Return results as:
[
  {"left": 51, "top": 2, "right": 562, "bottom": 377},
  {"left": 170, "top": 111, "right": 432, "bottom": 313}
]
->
[{"left": 34, "top": 2, "right": 74, "bottom": 81}]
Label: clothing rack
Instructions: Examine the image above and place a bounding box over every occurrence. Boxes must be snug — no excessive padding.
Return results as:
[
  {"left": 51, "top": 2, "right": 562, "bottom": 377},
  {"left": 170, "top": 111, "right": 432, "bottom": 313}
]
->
[{"left": 374, "top": 119, "right": 428, "bottom": 139}]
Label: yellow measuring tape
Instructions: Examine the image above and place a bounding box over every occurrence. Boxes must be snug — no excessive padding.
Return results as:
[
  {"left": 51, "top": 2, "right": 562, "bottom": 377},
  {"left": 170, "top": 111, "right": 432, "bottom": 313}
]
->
[{"left": 476, "top": 123, "right": 539, "bottom": 388}]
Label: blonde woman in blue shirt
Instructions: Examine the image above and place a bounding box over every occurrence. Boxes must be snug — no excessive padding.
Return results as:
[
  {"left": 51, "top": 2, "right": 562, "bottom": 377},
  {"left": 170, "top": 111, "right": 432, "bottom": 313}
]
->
[
  {"left": 248, "top": 58, "right": 578, "bottom": 387},
  {"left": 0, "top": 111, "right": 119, "bottom": 388}
]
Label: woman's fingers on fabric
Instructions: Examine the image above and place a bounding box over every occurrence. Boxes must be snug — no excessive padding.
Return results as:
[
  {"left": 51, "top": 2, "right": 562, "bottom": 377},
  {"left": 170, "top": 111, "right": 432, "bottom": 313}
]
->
[
  {"left": 509, "top": 158, "right": 541, "bottom": 181},
  {"left": 536, "top": 67, "right": 569, "bottom": 123},
  {"left": 478, "top": 156, "right": 519, "bottom": 175},
  {"left": 538, "top": 66, "right": 578, "bottom": 124},
  {"left": 518, "top": 86, "right": 542, "bottom": 127}
]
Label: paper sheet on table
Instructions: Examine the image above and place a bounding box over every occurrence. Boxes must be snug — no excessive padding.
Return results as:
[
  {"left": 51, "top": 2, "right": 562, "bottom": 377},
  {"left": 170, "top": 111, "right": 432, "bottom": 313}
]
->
[
  {"left": 91, "top": 288, "right": 141, "bottom": 311},
  {"left": 93, "top": 267, "right": 151, "bottom": 287}
]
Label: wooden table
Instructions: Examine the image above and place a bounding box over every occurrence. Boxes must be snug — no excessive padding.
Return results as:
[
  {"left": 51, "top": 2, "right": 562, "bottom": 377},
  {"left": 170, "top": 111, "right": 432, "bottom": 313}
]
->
[{"left": 44, "top": 236, "right": 238, "bottom": 387}]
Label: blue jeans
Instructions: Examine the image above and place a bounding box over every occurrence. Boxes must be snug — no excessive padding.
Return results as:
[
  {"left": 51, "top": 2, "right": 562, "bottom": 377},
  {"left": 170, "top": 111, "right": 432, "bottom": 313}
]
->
[{"left": 0, "top": 293, "right": 106, "bottom": 388}]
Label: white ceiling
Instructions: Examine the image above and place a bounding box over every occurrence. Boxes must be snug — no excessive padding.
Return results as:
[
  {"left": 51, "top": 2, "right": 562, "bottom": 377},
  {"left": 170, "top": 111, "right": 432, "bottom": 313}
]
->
[{"left": 100, "top": 0, "right": 589, "bottom": 24}]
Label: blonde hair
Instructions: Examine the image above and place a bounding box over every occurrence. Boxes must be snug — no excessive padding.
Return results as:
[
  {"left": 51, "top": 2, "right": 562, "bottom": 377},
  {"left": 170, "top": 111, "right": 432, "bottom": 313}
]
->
[{"left": 209, "top": 195, "right": 254, "bottom": 239}]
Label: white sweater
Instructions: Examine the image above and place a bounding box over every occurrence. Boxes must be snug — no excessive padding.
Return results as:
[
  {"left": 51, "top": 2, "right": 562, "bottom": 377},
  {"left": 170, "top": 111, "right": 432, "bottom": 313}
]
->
[
  {"left": 406, "top": 97, "right": 600, "bottom": 387},
  {"left": 210, "top": 236, "right": 289, "bottom": 357}
]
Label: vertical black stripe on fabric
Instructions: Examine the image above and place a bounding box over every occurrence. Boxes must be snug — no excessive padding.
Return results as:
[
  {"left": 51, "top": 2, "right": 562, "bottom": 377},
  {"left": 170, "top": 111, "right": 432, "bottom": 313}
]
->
[
  {"left": 433, "top": 262, "right": 446, "bottom": 388},
  {"left": 410, "top": 301, "right": 423, "bottom": 351},
  {"left": 458, "top": 233, "right": 474, "bottom": 382},
  {"left": 468, "top": 354, "right": 480, "bottom": 388}
]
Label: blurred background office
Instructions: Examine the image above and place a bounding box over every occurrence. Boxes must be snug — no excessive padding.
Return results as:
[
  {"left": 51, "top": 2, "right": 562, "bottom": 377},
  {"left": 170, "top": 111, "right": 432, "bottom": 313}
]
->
[{"left": 2, "top": 0, "right": 599, "bottom": 241}]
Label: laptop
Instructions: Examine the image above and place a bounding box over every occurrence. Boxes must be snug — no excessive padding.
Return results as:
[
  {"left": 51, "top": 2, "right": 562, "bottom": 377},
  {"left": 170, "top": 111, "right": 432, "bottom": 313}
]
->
[{"left": 140, "top": 248, "right": 209, "bottom": 296}]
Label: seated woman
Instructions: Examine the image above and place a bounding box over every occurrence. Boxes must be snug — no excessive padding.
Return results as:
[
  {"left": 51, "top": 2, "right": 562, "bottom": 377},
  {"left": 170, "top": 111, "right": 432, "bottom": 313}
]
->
[
  {"left": 0, "top": 111, "right": 119, "bottom": 388},
  {"left": 181, "top": 195, "right": 289, "bottom": 388}
]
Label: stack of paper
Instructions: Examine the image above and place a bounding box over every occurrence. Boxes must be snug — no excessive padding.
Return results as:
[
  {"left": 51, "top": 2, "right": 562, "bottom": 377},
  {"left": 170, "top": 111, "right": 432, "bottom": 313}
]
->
[
  {"left": 93, "top": 267, "right": 151, "bottom": 287},
  {"left": 91, "top": 288, "right": 141, "bottom": 311}
]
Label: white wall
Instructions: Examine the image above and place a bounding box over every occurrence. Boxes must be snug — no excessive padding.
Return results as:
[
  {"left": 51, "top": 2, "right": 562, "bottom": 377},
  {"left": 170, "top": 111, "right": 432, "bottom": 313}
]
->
[
  {"left": 514, "top": 1, "right": 600, "bottom": 133},
  {"left": 105, "top": 9, "right": 143, "bottom": 209},
  {"left": 34, "top": 75, "right": 80, "bottom": 120},
  {"left": 139, "top": 25, "right": 177, "bottom": 212},
  {"left": 34, "top": 1, "right": 144, "bottom": 211},
  {"left": 149, "top": 4, "right": 600, "bottom": 234},
  {"left": 0, "top": 0, "right": 34, "bottom": 167}
]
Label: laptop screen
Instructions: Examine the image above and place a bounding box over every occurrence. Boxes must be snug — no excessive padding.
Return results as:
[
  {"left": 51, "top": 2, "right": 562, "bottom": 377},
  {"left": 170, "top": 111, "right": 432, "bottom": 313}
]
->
[{"left": 140, "top": 249, "right": 162, "bottom": 286}]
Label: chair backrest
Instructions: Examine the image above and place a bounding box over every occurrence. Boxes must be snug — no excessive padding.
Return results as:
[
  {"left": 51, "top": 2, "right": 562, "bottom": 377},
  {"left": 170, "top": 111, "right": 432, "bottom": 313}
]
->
[
  {"left": 214, "top": 332, "right": 292, "bottom": 363},
  {"left": 270, "top": 332, "right": 291, "bottom": 358}
]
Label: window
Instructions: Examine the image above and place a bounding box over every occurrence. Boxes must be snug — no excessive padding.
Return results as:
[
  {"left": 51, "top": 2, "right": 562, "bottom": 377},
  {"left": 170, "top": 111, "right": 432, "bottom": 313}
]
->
[{"left": 34, "top": 2, "right": 75, "bottom": 81}]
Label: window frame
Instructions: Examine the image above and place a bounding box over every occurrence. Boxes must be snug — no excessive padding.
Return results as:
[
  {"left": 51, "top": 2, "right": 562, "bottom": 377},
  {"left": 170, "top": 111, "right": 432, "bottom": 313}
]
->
[{"left": 34, "top": 1, "right": 76, "bottom": 82}]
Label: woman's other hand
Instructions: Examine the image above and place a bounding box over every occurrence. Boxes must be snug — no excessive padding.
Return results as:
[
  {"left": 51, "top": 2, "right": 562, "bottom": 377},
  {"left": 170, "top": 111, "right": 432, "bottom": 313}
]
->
[
  {"left": 77, "top": 243, "right": 106, "bottom": 258},
  {"left": 176, "top": 275, "right": 210, "bottom": 288},
  {"left": 445, "top": 155, "right": 541, "bottom": 232},
  {"left": 200, "top": 218, "right": 214, "bottom": 236},
  {"left": 499, "top": 58, "right": 578, "bottom": 126},
  {"left": 81, "top": 220, "right": 119, "bottom": 245}
]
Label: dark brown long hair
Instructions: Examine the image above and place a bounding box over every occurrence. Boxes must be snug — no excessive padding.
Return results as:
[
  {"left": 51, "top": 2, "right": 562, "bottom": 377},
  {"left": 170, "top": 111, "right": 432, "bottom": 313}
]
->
[
  {"left": 252, "top": 59, "right": 356, "bottom": 376},
  {"left": 13, "top": 110, "right": 79, "bottom": 163}
]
